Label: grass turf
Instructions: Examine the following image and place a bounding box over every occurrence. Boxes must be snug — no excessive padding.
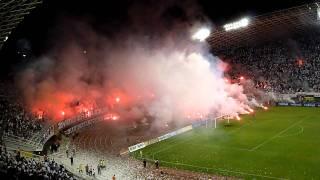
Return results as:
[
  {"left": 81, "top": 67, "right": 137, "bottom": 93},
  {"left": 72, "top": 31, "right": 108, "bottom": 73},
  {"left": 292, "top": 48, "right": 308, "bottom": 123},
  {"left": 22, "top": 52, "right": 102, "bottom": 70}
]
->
[{"left": 132, "top": 107, "right": 320, "bottom": 179}]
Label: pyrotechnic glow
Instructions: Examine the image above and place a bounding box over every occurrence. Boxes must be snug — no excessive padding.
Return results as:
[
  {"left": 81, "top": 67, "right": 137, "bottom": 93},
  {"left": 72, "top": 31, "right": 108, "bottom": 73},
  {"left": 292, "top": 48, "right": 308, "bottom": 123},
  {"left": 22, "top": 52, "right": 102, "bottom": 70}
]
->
[
  {"left": 239, "top": 76, "right": 244, "bottom": 80},
  {"left": 236, "top": 115, "right": 241, "bottom": 121},
  {"left": 15, "top": 6, "right": 266, "bottom": 124},
  {"left": 262, "top": 106, "right": 268, "bottom": 110},
  {"left": 112, "top": 115, "right": 119, "bottom": 121},
  {"left": 61, "top": 111, "right": 65, "bottom": 116},
  {"left": 192, "top": 28, "right": 211, "bottom": 41},
  {"left": 104, "top": 113, "right": 120, "bottom": 121}
]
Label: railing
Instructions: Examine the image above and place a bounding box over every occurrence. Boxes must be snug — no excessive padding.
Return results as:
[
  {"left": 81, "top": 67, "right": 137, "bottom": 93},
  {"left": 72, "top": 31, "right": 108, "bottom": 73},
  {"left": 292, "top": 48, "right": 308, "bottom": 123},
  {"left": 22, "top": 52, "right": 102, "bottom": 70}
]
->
[
  {"left": 2, "top": 108, "right": 109, "bottom": 152},
  {"left": 57, "top": 107, "right": 108, "bottom": 130}
]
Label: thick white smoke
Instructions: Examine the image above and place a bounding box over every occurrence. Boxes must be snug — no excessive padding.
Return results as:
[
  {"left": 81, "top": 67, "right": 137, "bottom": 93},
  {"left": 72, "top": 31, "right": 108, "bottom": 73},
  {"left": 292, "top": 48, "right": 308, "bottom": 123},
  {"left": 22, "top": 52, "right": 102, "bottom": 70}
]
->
[
  {"left": 108, "top": 46, "right": 251, "bottom": 120},
  {"left": 15, "top": 0, "right": 260, "bottom": 125}
]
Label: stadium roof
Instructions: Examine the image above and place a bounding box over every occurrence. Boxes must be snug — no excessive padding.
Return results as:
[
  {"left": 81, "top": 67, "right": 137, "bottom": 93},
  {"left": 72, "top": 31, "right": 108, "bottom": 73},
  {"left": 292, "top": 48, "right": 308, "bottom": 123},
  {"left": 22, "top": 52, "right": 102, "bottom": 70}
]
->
[
  {"left": 0, "top": 0, "right": 42, "bottom": 50},
  {"left": 208, "top": 2, "right": 320, "bottom": 51}
]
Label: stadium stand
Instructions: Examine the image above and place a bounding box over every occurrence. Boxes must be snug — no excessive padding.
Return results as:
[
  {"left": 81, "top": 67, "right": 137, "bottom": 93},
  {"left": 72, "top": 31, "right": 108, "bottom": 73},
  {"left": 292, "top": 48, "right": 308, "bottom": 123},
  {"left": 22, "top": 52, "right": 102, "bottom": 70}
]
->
[
  {"left": 0, "top": 1, "right": 320, "bottom": 179},
  {"left": 220, "top": 33, "right": 320, "bottom": 94},
  {"left": 0, "top": 146, "right": 76, "bottom": 179}
]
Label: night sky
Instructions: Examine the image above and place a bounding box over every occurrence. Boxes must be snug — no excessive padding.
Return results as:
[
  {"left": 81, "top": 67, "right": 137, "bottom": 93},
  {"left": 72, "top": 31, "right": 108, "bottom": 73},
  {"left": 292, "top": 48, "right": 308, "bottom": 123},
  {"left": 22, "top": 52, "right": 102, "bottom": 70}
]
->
[{"left": 0, "top": 0, "right": 315, "bottom": 76}]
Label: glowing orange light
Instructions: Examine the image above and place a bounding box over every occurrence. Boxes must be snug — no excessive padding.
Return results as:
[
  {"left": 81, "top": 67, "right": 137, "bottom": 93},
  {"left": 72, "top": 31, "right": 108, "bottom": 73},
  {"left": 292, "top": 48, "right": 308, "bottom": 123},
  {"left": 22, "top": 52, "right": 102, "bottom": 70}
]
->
[
  {"left": 236, "top": 115, "right": 241, "bottom": 121},
  {"left": 239, "top": 76, "right": 244, "bottom": 80},
  {"left": 112, "top": 115, "right": 119, "bottom": 121},
  {"left": 297, "top": 59, "right": 304, "bottom": 67},
  {"left": 115, "top": 97, "right": 120, "bottom": 103},
  {"left": 263, "top": 106, "right": 268, "bottom": 110},
  {"left": 61, "top": 111, "right": 65, "bottom": 116}
]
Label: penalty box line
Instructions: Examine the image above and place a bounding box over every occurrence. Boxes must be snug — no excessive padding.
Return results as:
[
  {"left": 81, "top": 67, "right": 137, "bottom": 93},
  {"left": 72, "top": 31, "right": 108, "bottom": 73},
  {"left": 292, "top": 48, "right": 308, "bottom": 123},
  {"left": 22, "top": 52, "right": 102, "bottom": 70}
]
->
[
  {"left": 250, "top": 120, "right": 303, "bottom": 151},
  {"left": 160, "top": 160, "right": 288, "bottom": 180}
]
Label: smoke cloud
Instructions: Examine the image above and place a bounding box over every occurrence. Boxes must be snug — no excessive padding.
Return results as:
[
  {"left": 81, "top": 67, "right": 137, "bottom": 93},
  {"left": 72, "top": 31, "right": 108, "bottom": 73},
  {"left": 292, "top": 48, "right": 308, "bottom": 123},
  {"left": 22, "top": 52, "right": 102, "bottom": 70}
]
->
[{"left": 15, "top": 0, "right": 261, "bottom": 125}]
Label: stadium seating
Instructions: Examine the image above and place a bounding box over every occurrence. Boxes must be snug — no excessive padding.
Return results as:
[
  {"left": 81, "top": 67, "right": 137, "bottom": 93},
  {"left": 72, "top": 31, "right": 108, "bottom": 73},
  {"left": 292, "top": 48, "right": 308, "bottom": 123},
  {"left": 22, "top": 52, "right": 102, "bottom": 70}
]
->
[{"left": 219, "top": 33, "right": 320, "bottom": 94}]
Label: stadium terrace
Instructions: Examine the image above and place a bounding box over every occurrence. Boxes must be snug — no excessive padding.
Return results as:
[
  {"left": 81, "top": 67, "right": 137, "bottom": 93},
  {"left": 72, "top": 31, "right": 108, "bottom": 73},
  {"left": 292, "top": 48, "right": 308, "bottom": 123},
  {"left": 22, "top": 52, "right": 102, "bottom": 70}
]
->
[{"left": 0, "top": 1, "right": 320, "bottom": 179}]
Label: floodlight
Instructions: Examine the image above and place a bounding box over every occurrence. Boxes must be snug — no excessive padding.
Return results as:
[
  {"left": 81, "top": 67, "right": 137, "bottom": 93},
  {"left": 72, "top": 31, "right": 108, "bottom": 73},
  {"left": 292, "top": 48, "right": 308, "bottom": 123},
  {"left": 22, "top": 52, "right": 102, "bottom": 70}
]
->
[
  {"left": 223, "top": 17, "right": 250, "bottom": 31},
  {"left": 192, "top": 28, "right": 211, "bottom": 42}
]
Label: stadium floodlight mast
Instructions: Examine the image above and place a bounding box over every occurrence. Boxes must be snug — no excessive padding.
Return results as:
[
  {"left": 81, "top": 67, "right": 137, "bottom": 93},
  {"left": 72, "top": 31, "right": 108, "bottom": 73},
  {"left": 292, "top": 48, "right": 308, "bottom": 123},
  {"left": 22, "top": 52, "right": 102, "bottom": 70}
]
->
[
  {"left": 192, "top": 27, "right": 211, "bottom": 42},
  {"left": 223, "top": 17, "right": 250, "bottom": 31}
]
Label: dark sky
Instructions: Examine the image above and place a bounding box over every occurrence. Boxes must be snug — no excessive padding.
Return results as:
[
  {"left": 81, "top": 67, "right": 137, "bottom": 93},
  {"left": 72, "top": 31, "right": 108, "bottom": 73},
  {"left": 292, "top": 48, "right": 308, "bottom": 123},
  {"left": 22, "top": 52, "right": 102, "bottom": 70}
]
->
[{"left": 0, "top": 0, "right": 315, "bottom": 76}]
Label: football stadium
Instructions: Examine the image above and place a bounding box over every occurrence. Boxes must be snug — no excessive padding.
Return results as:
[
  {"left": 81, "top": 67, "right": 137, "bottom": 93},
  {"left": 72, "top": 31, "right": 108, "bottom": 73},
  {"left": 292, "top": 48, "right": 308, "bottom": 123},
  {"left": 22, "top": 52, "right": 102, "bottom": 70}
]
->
[{"left": 0, "top": 0, "right": 320, "bottom": 179}]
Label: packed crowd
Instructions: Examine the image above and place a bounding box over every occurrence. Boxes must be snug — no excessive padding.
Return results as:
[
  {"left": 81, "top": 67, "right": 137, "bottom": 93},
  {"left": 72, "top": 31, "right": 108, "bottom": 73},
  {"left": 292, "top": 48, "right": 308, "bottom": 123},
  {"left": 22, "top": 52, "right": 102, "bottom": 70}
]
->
[
  {"left": 0, "top": 97, "right": 43, "bottom": 139},
  {"left": 220, "top": 33, "right": 320, "bottom": 94},
  {"left": 0, "top": 146, "right": 75, "bottom": 179}
]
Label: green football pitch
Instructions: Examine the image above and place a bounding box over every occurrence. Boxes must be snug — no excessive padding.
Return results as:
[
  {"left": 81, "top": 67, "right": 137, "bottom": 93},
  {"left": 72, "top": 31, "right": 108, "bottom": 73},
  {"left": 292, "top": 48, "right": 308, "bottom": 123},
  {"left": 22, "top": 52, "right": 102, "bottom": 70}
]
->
[{"left": 133, "top": 107, "right": 320, "bottom": 179}]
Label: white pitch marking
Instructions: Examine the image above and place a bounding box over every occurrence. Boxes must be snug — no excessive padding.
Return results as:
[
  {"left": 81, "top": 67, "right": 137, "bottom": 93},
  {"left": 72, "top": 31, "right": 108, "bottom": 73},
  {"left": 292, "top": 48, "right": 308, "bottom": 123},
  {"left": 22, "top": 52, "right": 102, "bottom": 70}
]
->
[
  {"left": 277, "top": 125, "right": 304, "bottom": 138},
  {"left": 250, "top": 120, "right": 303, "bottom": 151}
]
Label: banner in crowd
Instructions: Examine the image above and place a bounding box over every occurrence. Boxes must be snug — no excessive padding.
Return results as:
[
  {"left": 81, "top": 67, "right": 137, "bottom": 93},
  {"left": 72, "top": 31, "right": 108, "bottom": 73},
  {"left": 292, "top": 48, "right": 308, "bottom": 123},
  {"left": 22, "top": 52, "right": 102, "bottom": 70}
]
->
[
  {"left": 58, "top": 108, "right": 107, "bottom": 130},
  {"left": 64, "top": 116, "right": 104, "bottom": 135},
  {"left": 19, "top": 150, "right": 42, "bottom": 160},
  {"left": 128, "top": 125, "right": 193, "bottom": 153}
]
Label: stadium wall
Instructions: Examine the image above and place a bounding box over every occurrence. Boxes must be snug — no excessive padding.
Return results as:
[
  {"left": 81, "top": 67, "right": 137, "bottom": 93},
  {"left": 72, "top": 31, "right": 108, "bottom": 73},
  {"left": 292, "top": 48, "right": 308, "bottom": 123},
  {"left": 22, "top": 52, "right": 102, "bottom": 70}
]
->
[{"left": 277, "top": 102, "right": 320, "bottom": 107}]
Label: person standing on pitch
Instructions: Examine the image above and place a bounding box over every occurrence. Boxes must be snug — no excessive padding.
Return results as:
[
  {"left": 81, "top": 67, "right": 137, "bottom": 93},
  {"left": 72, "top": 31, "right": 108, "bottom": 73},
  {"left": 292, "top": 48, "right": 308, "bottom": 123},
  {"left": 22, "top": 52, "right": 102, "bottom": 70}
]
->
[
  {"left": 66, "top": 149, "right": 69, "bottom": 158},
  {"left": 155, "top": 159, "right": 159, "bottom": 169},
  {"left": 70, "top": 156, "right": 73, "bottom": 166},
  {"left": 72, "top": 147, "right": 76, "bottom": 157},
  {"left": 143, "top": 159, "right": 146, "bottom": 168},
  {"left": 85, "top": 164, "right": 89, "bottom": 175},
  {"left": 97, "top": 164, "right": 101, "bottom": 175}
]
